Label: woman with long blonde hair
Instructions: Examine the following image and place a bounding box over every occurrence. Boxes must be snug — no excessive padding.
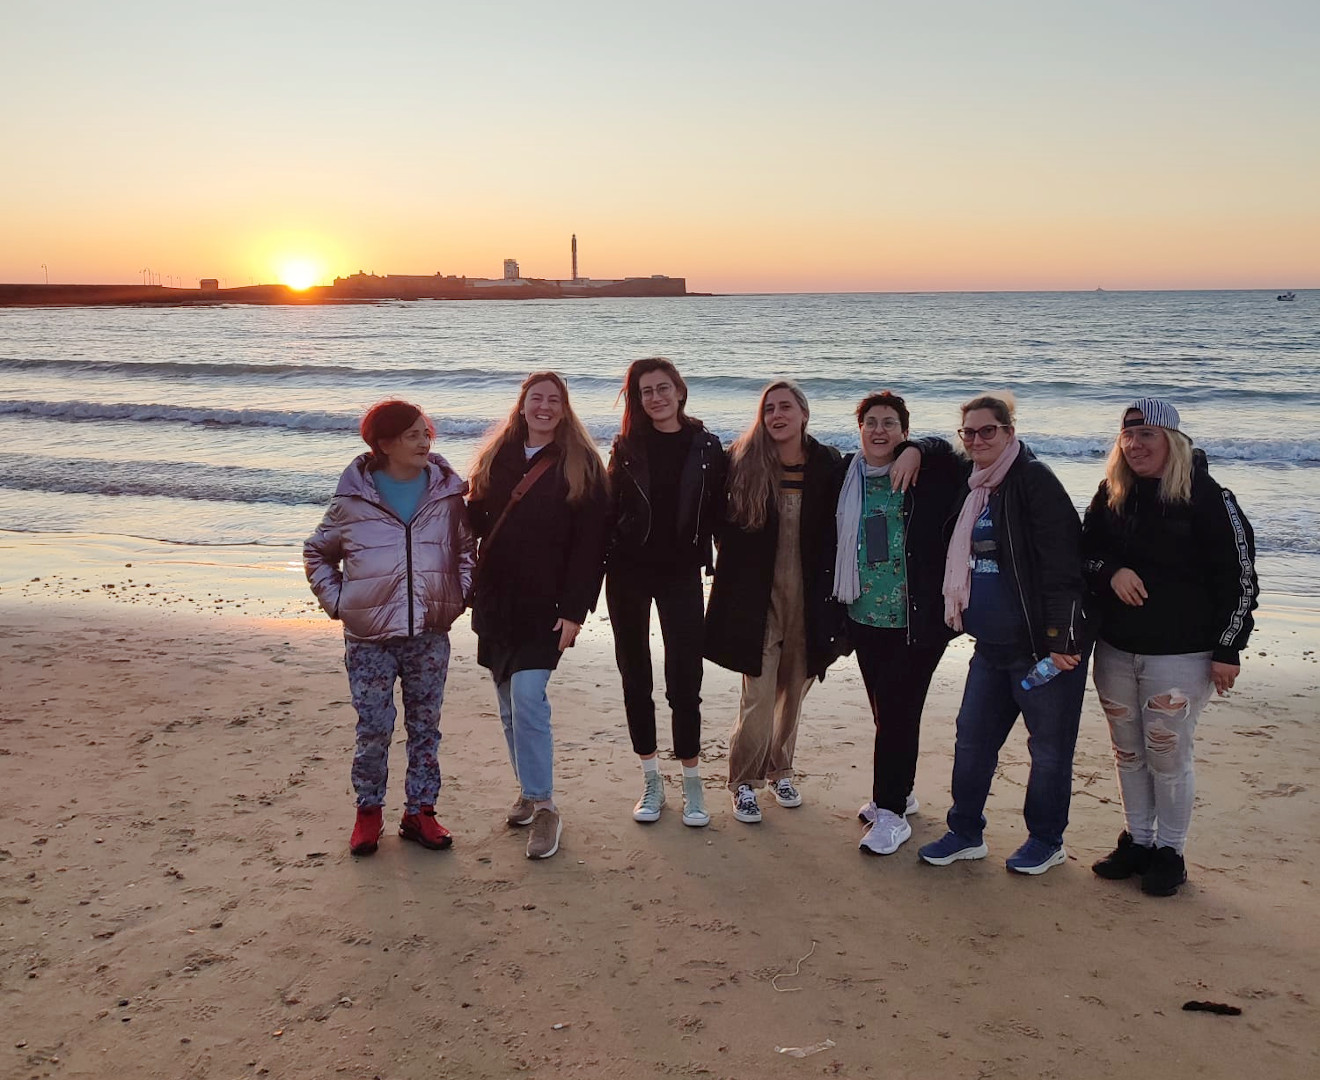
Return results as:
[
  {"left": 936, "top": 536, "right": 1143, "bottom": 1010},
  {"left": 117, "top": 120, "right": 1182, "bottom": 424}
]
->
[
  {"left": 467, "top": 372, "right": 609, "bottom": 860},
  {"left": 1082, "top": 398, "right": 1257, "bottom": 896},
  {"left": 704, "top": 380, "right": 846, "bottom": 824}
]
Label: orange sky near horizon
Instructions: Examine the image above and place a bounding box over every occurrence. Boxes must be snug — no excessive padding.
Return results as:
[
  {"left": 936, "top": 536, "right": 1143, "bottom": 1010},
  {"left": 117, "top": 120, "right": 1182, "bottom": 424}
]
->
[{"left": 2, "top": 1, "right": 1317, "bottom": 293}]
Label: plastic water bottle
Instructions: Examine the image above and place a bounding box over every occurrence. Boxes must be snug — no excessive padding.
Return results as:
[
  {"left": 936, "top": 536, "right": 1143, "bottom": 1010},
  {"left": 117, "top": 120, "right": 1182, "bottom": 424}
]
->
[{"left": 1021, "top": 657, "right": 1061, "bottom": 691}]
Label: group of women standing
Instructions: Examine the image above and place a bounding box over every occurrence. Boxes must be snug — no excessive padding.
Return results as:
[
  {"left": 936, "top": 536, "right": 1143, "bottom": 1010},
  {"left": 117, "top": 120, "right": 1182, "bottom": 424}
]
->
[{"left": 304, "top": 365, "right": 1258, "bottom": 897}]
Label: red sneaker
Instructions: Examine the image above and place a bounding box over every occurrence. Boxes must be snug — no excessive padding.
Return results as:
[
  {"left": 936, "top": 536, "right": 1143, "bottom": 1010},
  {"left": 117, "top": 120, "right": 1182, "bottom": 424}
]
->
[
  {"left": 399, "top": 806, "right": 453, "bottom": 850},
  {"left": 350, "top": 806, "right": 384, "bottom": 856}
]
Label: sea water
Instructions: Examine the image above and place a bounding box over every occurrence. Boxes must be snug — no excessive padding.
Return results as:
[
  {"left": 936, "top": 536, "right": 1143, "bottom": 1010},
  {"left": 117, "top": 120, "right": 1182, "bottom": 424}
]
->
[{"left": 1, "top": 290, "right": 1316, "bottom": 600}]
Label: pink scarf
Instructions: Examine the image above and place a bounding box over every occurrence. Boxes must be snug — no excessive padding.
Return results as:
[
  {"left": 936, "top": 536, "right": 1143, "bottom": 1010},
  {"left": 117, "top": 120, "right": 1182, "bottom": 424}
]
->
[{"left": 942, "top": 437, "right": 1021, "bottom": 631}]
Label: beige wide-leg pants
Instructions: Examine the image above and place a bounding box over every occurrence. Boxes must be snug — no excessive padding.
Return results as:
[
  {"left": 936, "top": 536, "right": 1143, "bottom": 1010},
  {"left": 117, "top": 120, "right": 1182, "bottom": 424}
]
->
[{"left": 726, "top": 489, "right": 815, "bottom": 791}]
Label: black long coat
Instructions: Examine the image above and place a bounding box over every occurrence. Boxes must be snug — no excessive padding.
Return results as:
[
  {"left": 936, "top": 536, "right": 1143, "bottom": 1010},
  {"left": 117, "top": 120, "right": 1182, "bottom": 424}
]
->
[
  {"left": 704, "top": 435, "right": 846, "bottom": 680},
  {"left": 468, "top": 441, "right": 609, "bottom": 683}
]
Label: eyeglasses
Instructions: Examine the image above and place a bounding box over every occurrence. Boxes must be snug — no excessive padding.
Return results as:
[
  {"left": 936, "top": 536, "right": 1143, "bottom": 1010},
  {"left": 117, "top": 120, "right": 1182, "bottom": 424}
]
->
[
  {"left": 863, "top": 418, "right": 903, "bottom": 431},
  {"left": 957, "top": 424, "right": 1009, "bottom": 443}
]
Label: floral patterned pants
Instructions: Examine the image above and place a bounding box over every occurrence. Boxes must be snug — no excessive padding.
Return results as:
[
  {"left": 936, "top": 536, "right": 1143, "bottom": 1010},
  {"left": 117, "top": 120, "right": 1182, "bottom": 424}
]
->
[{"left": 345, "top": 632, "right": 450, "bottom": 813}]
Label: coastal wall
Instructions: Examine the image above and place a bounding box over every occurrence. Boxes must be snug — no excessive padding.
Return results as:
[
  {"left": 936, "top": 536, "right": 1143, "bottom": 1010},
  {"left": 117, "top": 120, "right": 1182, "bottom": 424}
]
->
[
  {"left": 0, "top": 283, "right": 316, "bottom": 306},
  {"left": 328, "top": 275, "right": 687, "bottom": 300},
  {"left": 0, "top": 277, "right": 689, "bottom": 306}
]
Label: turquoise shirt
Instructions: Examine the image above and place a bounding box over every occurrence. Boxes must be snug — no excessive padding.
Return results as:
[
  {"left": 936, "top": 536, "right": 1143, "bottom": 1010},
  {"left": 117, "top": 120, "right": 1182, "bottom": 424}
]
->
[
  {"left": 847, "top": 473, "right": 908, "bottom": 628},
  {"left": 373, "top": 470, "right": 427, "bottom": 523}
]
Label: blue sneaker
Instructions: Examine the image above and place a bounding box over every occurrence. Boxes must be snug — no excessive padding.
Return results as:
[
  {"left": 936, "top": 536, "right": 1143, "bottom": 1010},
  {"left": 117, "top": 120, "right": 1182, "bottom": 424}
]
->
[
  {"left": 918, "top": 831, "right": 988, "bottom": 866},
  {"left": 1005, "top": 838, "right": 1067, "bottom": 875}
]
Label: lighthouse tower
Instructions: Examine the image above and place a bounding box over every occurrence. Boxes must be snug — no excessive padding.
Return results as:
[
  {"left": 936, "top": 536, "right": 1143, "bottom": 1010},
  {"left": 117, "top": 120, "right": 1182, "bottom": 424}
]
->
[{"left": 571, "top": 234, "right": 578, "bottom": 283}]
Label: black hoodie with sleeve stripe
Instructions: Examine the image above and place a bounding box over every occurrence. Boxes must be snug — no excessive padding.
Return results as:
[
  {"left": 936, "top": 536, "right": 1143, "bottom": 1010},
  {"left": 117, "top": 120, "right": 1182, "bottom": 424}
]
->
[{"left": 1081, "top": 453, "right": 1258, "bottom": 666}]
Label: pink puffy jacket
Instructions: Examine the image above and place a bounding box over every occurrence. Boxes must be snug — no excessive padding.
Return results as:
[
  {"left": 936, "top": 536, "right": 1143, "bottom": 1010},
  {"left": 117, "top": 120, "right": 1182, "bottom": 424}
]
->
[{"left": 304, "top": 453, "right": 476, "bottom": 642}]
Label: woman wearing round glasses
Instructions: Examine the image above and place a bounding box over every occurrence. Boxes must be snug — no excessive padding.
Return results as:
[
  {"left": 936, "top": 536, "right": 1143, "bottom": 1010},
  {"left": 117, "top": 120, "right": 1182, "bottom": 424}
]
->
[
  {"left": 1081, "top": 398, "right": 1257, "bottom": 896},
  {"left": 832, "top": 391, "right": 965, "bottom": 856},
  {"left": 919, "top": 392, "right": 1090, "bottom": 876}
]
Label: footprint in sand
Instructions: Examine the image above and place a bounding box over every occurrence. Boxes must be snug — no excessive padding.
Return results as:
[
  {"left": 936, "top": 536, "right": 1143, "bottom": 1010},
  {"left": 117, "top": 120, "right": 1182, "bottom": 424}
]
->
[{"left": 1256, "top": 783, "right": 1306, "bottom": 798}]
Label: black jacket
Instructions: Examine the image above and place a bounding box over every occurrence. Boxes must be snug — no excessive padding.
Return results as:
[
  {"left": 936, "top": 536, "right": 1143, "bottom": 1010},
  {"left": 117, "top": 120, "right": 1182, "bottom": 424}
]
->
[
  {"left": 704, "top": 435, "right": 846, "bottom": 679},
  {"left": 607, "top": 422, "right": 727, "bottom": 573},
  {"left": 841, "top": 436, "right": 965, "bottom": 648},
  {"left": 946, "top": 442, "right": 1088, "bottom": 658},
  {"left": 468, "top": 441, "right": 609, "bottom": 682},
  {"left": 1081, "top": 454, "right": 1257, "bottom": 665}
]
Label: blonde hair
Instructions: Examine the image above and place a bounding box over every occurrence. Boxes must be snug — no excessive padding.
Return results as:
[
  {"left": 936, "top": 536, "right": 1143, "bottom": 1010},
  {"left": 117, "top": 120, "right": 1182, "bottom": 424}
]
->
[
  {"left": 726, "top": 380, "right": 809, "bottom": 531},
  {"left": 1105, "top": 426, "right": 1194, "bottom": 512},
  {"left": 469, "top": 371, "right": 606, "bottom": 505}
]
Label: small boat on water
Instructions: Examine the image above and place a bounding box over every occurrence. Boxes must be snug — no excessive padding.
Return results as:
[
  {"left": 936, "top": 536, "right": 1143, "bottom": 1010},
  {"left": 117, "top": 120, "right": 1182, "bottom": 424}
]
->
[{"left": 1277, "top": 291, "right": 1297, "bottom": 301}]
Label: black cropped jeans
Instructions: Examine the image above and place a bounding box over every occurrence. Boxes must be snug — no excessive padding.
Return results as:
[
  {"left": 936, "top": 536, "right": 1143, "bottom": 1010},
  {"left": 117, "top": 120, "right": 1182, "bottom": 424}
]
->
[
  {"left": 850, "top": 620, "right": 948, "bottom": 816},
  {"left": 606, "top": 562, "right": 705, "bottom": 761}
]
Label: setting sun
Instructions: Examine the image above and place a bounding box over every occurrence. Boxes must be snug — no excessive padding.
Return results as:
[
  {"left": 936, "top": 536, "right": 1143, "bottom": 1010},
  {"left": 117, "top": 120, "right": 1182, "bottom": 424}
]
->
[{"left": 278, "top": 259, "right": 322, "bottom": 290}]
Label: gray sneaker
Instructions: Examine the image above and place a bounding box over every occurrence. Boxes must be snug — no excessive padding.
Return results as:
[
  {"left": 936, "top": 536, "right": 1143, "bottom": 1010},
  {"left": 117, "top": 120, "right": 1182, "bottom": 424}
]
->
[
  {"left": 771, "top": 778, "right": 803, "bottom": 808},
  {"left": 858, "top": 792, "right": 920, "bottom": 824},
  {"left": 526, "top": 808, "right": 562, "bottom": 859},
  {"left": 633, "top": 773, "right": 666, "bottom": 823},
  {"left": 681, "top": 775, "right": 710, "bottom": 827},
  {"left": 507, "top": 795, "right": 536, "bottom": 827},
  {"left": 859, "top": 809, "right": 913, "bottom": 856}
]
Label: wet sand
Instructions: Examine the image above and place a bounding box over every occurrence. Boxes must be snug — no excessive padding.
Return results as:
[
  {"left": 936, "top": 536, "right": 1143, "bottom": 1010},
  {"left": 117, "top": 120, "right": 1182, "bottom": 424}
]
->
[{"left": 2, "top": 531, "right": 1318, "bottom": 1079}]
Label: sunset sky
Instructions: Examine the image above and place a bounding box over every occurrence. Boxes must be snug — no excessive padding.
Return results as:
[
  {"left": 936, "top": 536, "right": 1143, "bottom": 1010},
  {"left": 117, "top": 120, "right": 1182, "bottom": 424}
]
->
[{"left": 3, "top": 1, "right": 1316, "bottom": 293}]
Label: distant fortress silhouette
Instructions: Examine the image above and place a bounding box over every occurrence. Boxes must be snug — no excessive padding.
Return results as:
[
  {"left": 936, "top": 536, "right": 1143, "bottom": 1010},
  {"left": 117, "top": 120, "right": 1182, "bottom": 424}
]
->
[{"left": 0, "top": 237, "right": 690, "bottom": 306}]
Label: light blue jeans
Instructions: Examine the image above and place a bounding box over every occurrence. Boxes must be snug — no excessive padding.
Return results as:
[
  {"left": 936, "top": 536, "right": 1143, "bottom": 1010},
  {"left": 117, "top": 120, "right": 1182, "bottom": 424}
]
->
[
  {"left": 1092, "top": 642, "right": 1214, "bottom": 854},
  {"left": 494, "top": 668, "right": 555, "bottom": 801}
]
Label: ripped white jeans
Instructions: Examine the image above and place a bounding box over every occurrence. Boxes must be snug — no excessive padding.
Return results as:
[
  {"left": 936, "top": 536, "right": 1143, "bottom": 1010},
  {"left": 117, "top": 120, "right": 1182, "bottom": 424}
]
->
[{"left": 1092, "top": 642, "right": 1214, "bottom": 854}]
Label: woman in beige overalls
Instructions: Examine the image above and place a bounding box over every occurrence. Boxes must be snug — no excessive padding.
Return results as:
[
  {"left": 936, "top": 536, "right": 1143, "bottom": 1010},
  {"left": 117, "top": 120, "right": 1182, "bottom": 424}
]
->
[{"left": 704, "top": 380, "right": 847, "bottom": 824}]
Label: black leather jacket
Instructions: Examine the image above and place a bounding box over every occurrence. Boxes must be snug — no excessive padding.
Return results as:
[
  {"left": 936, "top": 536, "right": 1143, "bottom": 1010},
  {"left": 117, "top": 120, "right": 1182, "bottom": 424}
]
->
[{"left": 607, "top": 423, "right": 726, "bottom": 573}]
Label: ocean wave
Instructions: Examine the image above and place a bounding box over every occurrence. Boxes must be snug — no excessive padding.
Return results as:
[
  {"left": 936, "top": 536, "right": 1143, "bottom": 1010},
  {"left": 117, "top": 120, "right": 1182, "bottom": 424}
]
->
[
  {"left": 4, "top": 398, "right": 1320, "bottom": 462},
  {"left": 0, "top": 356, "right": 627, "bottom": 391},
  {"left": 0, "top": 453, "right": 334, "bottom": 507},
  {"left": 806, "top": 429, "right": 1320, "bottom": 464},
  {"left": 0, "top": 398, "right": 364, "bottom": 433},
  {"left": 6, "top": 356, "right": 1316, "bottom": 408}
]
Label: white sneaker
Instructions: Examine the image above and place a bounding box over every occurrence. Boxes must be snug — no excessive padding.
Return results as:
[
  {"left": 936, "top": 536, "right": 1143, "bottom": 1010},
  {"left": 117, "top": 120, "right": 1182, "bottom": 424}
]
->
[
  {"left": 859, "top": 809, "right": 913, "bottom": 856},
  {"left": 632, "top": 773, "right": 665, "bottom": 823},
  {"left": 681, "top": 775, "right": 710, "bottom": 827},
  {"left": 858, "top": 792, "right": 919, "bottom": 824},
  {"left": 732, "top": 784, "right": 761, "bottom": 823},
  {"left": 771, "top": 778, "right": 803, "bottom": 808}
]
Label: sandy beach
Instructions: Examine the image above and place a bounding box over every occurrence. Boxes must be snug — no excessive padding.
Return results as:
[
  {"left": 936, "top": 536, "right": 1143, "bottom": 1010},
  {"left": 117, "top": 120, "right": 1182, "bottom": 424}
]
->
[{"left": 2, "top": 533, "right": 1318, "bottom": 1080}]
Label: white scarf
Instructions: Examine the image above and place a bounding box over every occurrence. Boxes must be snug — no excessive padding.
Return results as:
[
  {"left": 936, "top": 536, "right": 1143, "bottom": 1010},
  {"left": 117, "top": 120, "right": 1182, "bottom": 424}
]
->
[{"left": 833, "top": 456, "right": 891, "bottom": 604}]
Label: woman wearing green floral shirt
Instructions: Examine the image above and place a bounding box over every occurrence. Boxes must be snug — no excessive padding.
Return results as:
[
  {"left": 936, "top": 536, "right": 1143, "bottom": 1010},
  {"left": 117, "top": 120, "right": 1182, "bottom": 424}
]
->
[{"left": 833, "top": 392, "right": 965, "bottom": 856}]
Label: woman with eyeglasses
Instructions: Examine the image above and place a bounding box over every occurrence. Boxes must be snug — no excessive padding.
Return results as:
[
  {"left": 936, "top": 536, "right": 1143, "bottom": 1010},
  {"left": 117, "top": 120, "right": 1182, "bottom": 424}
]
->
[
  {"left": 919, "top": 392, "right": 1090, "bottom": 876},
  {"left": 1081, "top": 398, "right": 1257, "bottom": 896},
  {"left": 606, "top": 357, "right": 727, "bottom": 828},
  {"left": 832, "top": 391, "right": 966, "bottom": 856},
  {"left": 705, "top": 379, "right": 846, "bottom": 824}
]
